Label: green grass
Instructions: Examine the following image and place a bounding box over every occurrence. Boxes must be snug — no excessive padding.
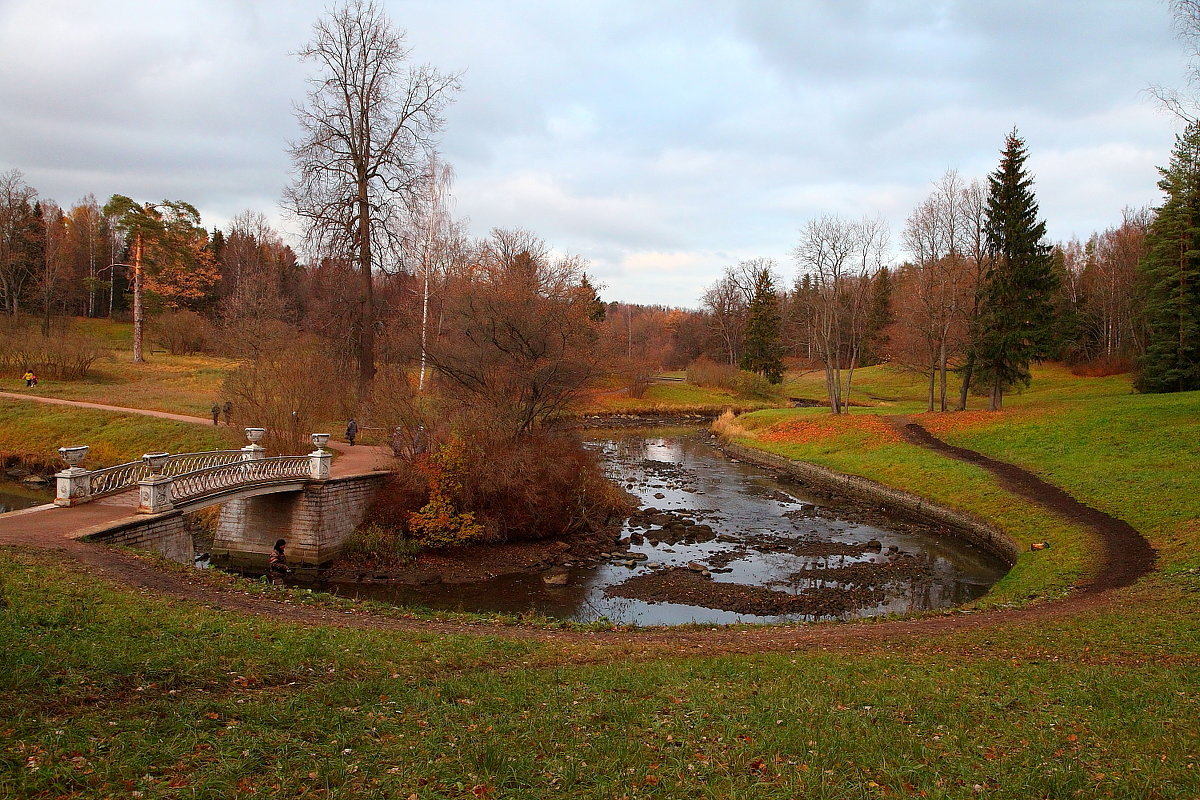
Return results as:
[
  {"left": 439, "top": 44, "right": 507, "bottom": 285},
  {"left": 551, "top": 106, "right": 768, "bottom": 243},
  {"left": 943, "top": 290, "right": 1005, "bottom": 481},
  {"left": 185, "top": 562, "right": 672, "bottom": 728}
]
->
[
  {"left": 582, "top": 381, "right": 785, "bottom": 415},
  {"left": 5, "top": 317, "right": 236, "bottom": 417},
  {"left": 2, "top": 549, "right": 1198, "bottom": 799},
  {"left": 0, "top": 398, "right": 236, "bottom": 467}
]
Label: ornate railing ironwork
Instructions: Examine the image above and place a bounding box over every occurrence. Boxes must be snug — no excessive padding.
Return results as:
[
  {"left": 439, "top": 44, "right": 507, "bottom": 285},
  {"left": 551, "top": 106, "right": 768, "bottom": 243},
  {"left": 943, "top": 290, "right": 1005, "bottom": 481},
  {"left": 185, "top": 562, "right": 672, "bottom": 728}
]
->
[
  {"left": 86, "top": 450, "right": 249, "bottom": 498},
  {"left": 170, "top": 456, "right": 311, "bottom": 504},
  {"left": 163, "top": 450, "right": 247, "bottom": 477},
  {"left": 88, "top": 460, "right": 150, "bottom": 498}
]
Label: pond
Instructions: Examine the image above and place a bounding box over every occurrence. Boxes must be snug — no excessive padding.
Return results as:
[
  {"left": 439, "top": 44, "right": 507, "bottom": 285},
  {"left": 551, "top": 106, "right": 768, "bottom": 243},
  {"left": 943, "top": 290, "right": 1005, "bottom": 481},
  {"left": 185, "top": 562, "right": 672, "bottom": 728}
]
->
[
  {"left": 0, "top": 479, "right": 54, "bottom": 514},
  {"left": 334, "top": 429, "right": 1009, "bottom": 625}
]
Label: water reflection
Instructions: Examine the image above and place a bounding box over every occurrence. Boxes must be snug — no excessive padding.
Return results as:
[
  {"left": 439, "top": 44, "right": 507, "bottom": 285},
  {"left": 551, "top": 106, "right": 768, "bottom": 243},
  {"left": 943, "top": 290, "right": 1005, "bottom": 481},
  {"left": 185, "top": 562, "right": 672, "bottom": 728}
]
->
[
  {"left": 336, "top": 430, "right": 1009, "bottom": 625},
  {"left": 0, "top": 480, "right": 54, "bottom": 514}
]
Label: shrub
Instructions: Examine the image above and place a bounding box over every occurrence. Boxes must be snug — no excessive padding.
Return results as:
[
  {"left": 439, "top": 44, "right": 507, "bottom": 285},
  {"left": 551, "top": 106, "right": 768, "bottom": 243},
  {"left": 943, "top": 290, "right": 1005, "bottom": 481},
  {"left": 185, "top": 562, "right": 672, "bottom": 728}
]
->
[
  {"left": 150, "top": 310, "right": 213, "bottom": 355},
  {"left": 406, "top": 436, "right": 487, "bottom": 549},
  {"left": 1070, "top": 355, "right": 1134, "bottom": 378},
  {"left": 220, "top": 334, "right": 344, "bottom": 454},
  {"left": 686, "top": 356, "right": 738, "bottom": 389},
  {"left": 711, "top": 409, "right": 751, "bottom": 439},
  {"left": 733, "top": 369, "right": 774, "bottom": 399},
  {"left": 366, "top": 421, "right": 633, "bottom": 545},
  {"left": 340, "top": 522, "right": 421, "bottom": 567},
  {"left": 0, "top": 318, "right": 108, "bottom": 380}
]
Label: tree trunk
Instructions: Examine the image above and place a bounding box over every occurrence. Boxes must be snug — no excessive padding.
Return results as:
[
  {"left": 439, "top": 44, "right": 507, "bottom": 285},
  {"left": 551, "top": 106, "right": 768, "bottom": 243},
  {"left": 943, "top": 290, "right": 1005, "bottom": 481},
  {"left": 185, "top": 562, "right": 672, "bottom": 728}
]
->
[
  {"left": 957, "top": 351, "right": 975, "bottom": 411},
  {"left": 938, "top": 338, "right": 948, "bottom": 412},
  {"left": 132, "top": 233, "right": 144, "bottom": 363},
  {"left": 989, "top": 380, "right": 1002, "bottom": 411},
  {"left": 356, "top": 186, "right": 375, "bottom": 396}
]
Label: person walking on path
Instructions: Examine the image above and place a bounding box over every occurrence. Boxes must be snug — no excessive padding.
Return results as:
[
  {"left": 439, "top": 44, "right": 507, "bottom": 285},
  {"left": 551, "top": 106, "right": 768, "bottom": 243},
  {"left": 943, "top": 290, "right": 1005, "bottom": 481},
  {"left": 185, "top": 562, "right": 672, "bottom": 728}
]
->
[
  {"left": 345, "top": 418, "right": 359, "bottom": 447},
  {"left": 222, "top": 401, "right": 233, "bottom": 426},
  {"left": 22, "top": 369, "right": 34, "bottom": 388},
  {"left": 268, "top": 539, "right": 290, "bottom": 585},
  {"left": 210, "top": 404, "right": 220, "bottom": 426}
]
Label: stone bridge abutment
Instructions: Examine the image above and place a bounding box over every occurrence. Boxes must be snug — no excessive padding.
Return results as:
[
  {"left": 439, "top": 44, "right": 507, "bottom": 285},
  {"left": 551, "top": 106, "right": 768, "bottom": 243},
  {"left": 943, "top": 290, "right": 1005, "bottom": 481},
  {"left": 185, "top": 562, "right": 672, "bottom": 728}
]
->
[{"left": 81, "top": 472, "right": 388, "bottom": 570}]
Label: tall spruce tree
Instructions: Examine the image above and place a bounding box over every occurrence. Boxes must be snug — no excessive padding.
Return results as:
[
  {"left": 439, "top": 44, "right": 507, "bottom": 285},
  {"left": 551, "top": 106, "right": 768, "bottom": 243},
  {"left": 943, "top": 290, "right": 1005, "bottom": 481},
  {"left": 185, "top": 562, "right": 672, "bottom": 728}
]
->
[
  {"left": 974, "top": 130, "right": 1058, "bottom": 410},
  {"left": 740, "top": 266, "right": 785, "bottom": 383},
  {"left": 1136, "top": 121, "right": 1200, "bottom": 393}
]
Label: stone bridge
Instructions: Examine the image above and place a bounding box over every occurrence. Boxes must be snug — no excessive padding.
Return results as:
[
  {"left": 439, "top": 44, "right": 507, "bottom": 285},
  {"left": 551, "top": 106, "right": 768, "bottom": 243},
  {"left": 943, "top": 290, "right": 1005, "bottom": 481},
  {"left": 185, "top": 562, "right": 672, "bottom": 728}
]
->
[{"left": 52, "top": 428, "right": 388, "bottom": 569}]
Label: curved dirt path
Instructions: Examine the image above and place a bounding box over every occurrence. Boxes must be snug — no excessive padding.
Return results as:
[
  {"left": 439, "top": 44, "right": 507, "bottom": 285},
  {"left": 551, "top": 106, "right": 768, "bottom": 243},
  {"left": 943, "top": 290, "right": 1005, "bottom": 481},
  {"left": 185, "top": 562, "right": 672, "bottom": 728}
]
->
[
  {"left": 887, "top": 416, "right": 1156, "bottom": 594},
  {"left": 0, "top": 395, "right": 1159, "bottom": 660}
]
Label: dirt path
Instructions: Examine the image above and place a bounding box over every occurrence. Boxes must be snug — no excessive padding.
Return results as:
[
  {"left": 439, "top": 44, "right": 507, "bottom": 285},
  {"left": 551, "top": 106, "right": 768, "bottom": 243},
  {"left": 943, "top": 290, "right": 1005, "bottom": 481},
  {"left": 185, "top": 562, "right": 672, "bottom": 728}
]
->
[
  {"left": 886, "top": 416, "right": 1156, "bottom": 594},
  {"left": 0, "top": 396, "right": 1159, "bottom": 659}
]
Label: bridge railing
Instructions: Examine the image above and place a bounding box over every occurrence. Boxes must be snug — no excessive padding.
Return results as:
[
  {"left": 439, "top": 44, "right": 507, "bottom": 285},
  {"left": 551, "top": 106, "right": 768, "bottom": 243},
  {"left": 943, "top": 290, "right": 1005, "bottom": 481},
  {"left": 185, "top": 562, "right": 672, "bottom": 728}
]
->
[
  {"left": 171, "top": 456, "right": 312, "bottom": 504},
  {"left": 54, "top": 429, "right": 335, "bottom": 513}
]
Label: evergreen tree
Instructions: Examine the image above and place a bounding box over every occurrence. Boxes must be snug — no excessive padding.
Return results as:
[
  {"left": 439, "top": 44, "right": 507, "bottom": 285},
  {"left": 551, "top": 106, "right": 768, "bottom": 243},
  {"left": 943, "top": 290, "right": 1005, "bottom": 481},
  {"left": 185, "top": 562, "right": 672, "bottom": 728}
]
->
[
  {"left": 859, "top": 267, "right": 893, "bottom": 366},
  {"left": 740, "top": 267, "right": 785, "bottom": 383},
  {"left": 974, "top": 130, "right": 1058, "bottom": 410},
  {"left": 1136, "top": 121, "right": 1200, "bottom": 393}
]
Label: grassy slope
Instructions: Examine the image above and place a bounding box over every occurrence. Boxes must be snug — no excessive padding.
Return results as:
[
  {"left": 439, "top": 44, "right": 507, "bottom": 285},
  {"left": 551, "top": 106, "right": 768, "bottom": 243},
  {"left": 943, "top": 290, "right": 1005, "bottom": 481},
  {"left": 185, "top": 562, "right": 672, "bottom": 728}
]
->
[
  {"left": 2, "top": 551, "right": 1197, "bottom": 799},
  {"left": 2, "top": 326, "right": 1199, "bottom": 796},
  {"left": 6, "top": 318, "right": 236, "bottom": 418},
  {"left": 579, "top": 380, "right": 785, "bottom": 415},
  {"left": 0, "top": 399, "right": 236, "bottom": 467}
]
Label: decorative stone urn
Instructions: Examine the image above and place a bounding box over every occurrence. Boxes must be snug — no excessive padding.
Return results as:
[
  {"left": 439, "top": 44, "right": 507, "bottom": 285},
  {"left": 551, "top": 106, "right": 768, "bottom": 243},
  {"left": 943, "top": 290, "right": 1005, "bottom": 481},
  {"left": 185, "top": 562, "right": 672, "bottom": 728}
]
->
[
  {"left": 309, "top": 433, "right": 332, "bottom": 480},
  {"left": 142, "top": 452, "right": 171, "bottom": 475},
  {"left": 242, "top": 427, "right": 267, "bottom": 460},
  {"left": 54, "top": 445, "right": 91, "bottom": 506},
  {"left": 58, "top": 445, "right": 89, "bottom": 467}
]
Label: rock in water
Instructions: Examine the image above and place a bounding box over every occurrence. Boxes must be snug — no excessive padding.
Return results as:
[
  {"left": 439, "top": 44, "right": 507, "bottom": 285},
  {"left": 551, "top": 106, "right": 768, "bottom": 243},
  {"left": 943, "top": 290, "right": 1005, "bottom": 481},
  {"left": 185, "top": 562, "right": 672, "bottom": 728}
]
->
[{"left": 542, "top": 567, "right": 570, "bottom": 586}]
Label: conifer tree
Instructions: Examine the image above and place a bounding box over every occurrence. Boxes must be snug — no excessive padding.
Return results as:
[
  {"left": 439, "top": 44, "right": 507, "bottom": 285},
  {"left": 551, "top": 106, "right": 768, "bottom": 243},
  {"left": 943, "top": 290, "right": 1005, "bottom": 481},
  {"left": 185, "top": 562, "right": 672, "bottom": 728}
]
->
[
  {"left": 1136, "top": 121, "right": 1200, "bottom": 393},
  {"left": 740, "top": 267, "right": 785, "bottom": 383},
  {"left": 974, "top": 130, "right": 1058, "bottom": 410}
]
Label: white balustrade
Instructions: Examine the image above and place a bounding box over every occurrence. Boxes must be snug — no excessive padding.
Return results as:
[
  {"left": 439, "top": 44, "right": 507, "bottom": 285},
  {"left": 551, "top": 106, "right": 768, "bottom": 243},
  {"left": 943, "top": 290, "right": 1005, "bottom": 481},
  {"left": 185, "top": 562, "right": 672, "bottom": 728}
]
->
[{"left": 53, "top": 429, "right": 332, "bottom": 512}]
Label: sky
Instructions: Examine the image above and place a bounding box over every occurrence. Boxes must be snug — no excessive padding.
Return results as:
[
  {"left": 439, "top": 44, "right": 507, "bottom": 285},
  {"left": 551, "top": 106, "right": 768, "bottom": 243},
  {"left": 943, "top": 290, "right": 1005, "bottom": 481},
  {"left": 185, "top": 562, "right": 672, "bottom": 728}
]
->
[{"left": 0, "top": 0, "right": 1191, "bottom": 307}]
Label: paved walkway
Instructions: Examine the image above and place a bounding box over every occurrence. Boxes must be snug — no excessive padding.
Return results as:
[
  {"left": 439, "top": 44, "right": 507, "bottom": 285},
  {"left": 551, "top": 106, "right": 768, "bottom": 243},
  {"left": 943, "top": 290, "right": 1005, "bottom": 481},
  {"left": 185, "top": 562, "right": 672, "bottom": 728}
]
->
[{"left": 0, "top": 391, "right": 391, "bottom": 549}]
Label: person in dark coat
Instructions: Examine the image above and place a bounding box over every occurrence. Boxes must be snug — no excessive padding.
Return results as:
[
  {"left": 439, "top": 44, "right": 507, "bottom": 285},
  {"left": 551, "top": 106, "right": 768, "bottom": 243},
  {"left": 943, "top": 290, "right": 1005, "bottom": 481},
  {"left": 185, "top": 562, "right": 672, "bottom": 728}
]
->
[
  {"left": 222, "top": 401, "right": 233, "bottom": 425},
  {"left": 210, "top": 403, "right": 220, "bottom": 426},
  {"left": 345, "top": 418, "right": 359, "bottom": 446},
  {"left": 268, "top": 539, "right": 290, "bottom": 585}
]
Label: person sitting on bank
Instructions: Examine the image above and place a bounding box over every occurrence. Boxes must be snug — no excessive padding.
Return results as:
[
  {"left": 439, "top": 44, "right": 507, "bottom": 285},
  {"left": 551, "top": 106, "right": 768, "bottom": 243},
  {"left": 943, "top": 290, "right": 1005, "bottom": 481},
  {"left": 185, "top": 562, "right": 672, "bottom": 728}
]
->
[
  {"left": 268, "top": 539, "right": 291, "bottom": 585},
  {"left": 345, "top": 418, "right": 359, "bottom": 446}
]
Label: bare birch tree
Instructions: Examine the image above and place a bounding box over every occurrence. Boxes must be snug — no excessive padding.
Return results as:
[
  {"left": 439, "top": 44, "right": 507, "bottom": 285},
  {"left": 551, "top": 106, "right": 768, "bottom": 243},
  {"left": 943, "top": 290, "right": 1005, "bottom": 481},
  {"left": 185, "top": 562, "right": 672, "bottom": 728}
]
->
[
  {"left": 286, "top": 0, "right": 460, "bottom": 395},
  {"left": 794, "top": 216, "right": 889, "bottom": 413}
]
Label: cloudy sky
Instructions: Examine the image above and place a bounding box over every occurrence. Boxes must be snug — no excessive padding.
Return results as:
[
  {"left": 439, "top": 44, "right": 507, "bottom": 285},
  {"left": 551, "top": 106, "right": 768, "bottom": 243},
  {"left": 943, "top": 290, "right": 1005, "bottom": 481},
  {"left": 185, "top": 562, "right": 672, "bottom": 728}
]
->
[{"left": 0, "top": 0, "right": 1190, "bottom": 306}]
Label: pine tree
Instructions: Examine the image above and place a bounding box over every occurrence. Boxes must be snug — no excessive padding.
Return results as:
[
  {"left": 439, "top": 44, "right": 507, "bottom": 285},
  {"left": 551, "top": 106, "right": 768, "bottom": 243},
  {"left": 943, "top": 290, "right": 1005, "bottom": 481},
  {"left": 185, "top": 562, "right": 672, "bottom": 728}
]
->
[
  {"left": 859, "top": 267, "right": 893, "bottom": 366},
  {"left": 1136, "top": 121, "right": 1200, "bottom": 393},
  {"left": 740, "top": 267, "right": 785, "bottom": 383},
  {"left": 974, "top": 130, "right": 1058, "bottom": 410}
]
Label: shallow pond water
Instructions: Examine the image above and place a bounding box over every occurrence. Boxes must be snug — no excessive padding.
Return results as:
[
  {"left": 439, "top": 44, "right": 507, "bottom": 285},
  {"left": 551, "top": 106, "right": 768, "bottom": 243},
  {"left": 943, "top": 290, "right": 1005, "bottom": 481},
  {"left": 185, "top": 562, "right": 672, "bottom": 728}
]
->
[
  {"left": 335, "top": 430, "right": 1009, "bottom": 625},
  {"left": 0, "top": 479, "right": 54, "bottom": 513}
]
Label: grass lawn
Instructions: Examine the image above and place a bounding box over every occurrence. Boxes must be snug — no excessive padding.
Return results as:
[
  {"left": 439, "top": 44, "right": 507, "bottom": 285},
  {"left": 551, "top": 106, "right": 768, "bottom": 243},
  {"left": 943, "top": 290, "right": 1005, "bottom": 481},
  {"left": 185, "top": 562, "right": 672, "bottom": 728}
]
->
[
  {"left": 0, "top": 399, "right": 236, "bottom": 468},
  {"left": 6, "top": 318, "right": 236, "bottom": 418},
  {"left": 580, "top": 380, "right": 786, "bottom": 415},
  {"left": 1, "top": 549, "right": 1197, "bottom": 799},
  {"left": 2, "top": 338, "right": 1199, "bottom": 796}
]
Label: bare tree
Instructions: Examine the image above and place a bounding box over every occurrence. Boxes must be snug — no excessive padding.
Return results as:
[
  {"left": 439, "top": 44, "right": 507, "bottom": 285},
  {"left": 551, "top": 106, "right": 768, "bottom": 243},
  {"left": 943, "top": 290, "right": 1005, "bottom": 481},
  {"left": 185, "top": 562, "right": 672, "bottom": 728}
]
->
[
  {"left": 286, "top": 0, "right": 460, "bottom": 395},
  {"left": 0, "top": 169, "right": 39, "bottom": 316},
  {"left": 899, "top": 171, "right": 975, "bottom": 411},
  {"left": 700, "top": 260, "right": 763, "bottom": 366},
  {"left": 794, "top": 216, "right": 889, "bottom": 413}
]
